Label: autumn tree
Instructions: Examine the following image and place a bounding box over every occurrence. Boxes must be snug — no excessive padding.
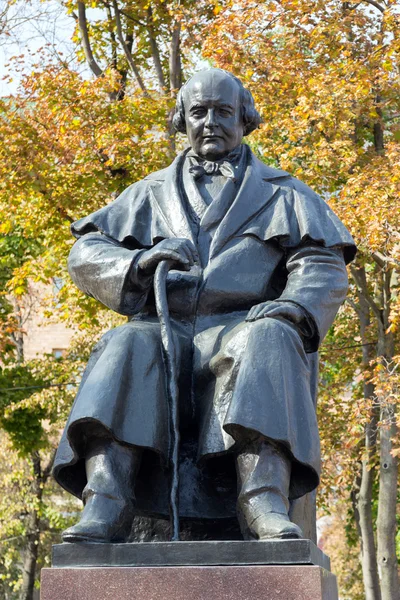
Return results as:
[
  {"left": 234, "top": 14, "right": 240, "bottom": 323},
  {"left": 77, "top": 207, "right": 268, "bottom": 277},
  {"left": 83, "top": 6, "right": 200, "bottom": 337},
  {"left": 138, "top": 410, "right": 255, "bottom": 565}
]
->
[
  {"left": 203, "top": 1, "right": 400, "bottom": 599},
  {"left": 2, "top": 1, "right": 399, "bottom": 598}
]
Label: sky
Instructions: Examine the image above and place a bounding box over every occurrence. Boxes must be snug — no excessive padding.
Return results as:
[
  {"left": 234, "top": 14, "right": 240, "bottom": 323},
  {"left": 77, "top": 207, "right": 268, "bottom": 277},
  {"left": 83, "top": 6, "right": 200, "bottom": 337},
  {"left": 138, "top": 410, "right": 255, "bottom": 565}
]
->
[{"left": 0, "top": 1, "right": 103, "bottom": 95}]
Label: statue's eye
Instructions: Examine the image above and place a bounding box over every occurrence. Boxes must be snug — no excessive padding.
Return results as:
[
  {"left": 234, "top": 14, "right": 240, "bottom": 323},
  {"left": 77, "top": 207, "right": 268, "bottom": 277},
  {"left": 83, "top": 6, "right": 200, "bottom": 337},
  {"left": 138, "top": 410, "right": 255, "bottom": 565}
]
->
[
  {"left": 218, "top": 108, "right": 232, "bottom": 117},
  {"left": 191, "top": 108, "right": 207, "bottom": 118}
]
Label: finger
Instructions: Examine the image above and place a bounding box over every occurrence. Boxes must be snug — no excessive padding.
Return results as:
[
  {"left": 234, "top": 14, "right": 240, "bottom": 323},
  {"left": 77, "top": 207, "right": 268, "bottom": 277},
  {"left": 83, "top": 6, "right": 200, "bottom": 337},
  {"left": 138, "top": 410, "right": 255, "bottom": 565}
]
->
[
  {"left": 183, "top": 239, "right": 199, "bottom": 263},
  {"left": 177, "top": 242, "right": 194, "bottom": 266},
  {"left": 246, "top": 307, "right": 257, "bottom": 320},
  {"left": 259, "top": 307, "right": 285, "bottom": 317},
  {"left": 246, "top": 305, "right": 258, "bottom": 320},
  {"left": 175, "top": 239, "right": 198, "bottom": 265},
  {"left": 264, "top": 306, "right": 298, "bottom": 320},
  {"left": 246, "top": 305, "right": 265, "bottom": 321},
  {"left": 257, "top": 301, "right": 279, "bottom": 313},
  {"left": 154, "top": 250, "right": 190, "bottom": 266},
  {"left": 165, "top": 240, "right": 193, "bottom": 265},
  {"left": 247, "top": 303, "right": 283, "bottom": 322}
]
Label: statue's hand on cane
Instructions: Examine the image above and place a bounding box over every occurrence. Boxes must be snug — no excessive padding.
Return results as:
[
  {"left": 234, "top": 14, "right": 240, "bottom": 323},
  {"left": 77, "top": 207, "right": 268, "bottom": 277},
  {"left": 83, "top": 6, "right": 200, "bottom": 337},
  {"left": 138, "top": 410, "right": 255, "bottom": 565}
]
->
[{"left": 137, "top": 238, "right": 198, "bottom": 276}]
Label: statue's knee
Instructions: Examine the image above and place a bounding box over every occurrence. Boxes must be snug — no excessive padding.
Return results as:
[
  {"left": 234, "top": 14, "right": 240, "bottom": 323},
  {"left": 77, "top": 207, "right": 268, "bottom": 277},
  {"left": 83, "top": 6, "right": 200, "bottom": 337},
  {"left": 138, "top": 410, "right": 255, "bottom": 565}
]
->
[
  {"left": 250, "top": 316, "right": 297, "bottom": 341},
  {"left": 108, "top": 321, "right": 161, "bottom": 349}
]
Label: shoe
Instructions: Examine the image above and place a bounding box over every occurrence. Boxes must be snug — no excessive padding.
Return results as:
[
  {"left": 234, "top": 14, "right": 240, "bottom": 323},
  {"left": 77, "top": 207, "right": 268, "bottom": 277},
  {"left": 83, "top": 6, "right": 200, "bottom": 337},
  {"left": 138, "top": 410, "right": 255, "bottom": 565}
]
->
[
  {"left": 62, "top": 438, "right": 141, "bottom": 544},
  {"left": 240, "top": 492, "right": 303, "bottom": 540},
  {"left": 62, "top": 492, "right": 134, "bottom": 543},
  {"left": 236, "top": 437, "right": 303, "bottom": 540}
]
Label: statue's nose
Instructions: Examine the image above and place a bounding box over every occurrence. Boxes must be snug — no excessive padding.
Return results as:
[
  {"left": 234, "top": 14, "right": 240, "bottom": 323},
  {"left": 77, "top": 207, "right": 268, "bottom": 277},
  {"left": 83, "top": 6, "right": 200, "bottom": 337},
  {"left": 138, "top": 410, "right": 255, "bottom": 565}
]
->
[{"left": 204, "top": 108, "right": 217, "bottom": 128}]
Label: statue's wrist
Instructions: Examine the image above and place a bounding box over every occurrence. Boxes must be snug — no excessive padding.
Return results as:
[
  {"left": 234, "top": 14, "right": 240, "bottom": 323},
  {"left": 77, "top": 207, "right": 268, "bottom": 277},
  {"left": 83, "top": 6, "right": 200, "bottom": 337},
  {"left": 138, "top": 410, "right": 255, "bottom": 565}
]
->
[{"left": 131, "top": 251, "right": 154, "bottom": 289}]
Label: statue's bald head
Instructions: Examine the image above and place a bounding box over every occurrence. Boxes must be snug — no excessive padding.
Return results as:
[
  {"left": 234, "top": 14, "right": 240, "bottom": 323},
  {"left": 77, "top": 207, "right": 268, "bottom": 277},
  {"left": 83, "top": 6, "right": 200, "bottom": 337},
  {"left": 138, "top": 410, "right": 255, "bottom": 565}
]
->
[{"left": 173, "top": 69, "right": 261, "bottom": 160}]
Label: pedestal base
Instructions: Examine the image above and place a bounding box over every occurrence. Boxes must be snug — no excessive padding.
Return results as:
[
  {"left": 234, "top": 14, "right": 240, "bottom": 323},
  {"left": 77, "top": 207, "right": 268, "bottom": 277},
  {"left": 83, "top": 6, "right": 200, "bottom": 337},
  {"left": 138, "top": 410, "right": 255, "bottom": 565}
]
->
[
  {"left": 41, "top": 565, "right": 338, "bottom": 600},
  {"left": 52, "top": 539, "right": 330, "bottom": 569}
]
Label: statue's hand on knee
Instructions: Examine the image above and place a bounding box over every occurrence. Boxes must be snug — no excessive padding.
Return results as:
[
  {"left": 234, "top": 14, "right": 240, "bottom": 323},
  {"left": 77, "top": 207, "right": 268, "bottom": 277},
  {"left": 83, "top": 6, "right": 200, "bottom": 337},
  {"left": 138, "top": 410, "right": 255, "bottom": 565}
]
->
[{"left": 246, "top": 300, "right": 305, "bottom": 325}]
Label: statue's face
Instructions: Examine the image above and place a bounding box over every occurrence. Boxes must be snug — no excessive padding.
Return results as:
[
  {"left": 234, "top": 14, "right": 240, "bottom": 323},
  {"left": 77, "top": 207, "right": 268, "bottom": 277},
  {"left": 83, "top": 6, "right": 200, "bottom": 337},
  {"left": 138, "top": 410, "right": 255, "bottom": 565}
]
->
[{"left": 183, "top": 71, "right": 244, "bottom": 161}]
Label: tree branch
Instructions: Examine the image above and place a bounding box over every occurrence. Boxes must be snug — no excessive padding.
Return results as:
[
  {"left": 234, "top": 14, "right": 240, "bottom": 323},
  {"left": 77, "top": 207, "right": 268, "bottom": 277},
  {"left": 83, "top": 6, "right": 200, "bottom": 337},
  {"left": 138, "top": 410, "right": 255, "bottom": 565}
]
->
[
  {"left": 56, "top": 205, "right": 74, "bottom": 223},
  {"left": 372, "top": 251, "right": 386, "bottom": 269},
  {"left": 350, "top": 265, "right": 382, "bottom": 322},
  {"left": 346, "top": 297, "right": 362, "bottom": 316},
  {"left": 361, "top": 0, "right": 385, "bottom": 13},
  {"left": 77, "top": 1, "right": 103, "bottom": 78},
  {"left": 372, "top": 251, "right": 399, "bottom": 269},
  {"left": 98, "top": 0, "right": 146, "bottom": 28},
  {"left": 111, "top": 0, "right": 148, "bottom": 94},
  {"left": 351, "top": 2, "right": 363, "bottom": 10},
  {"left": 385, "top": 113, "right": 400, "bottom": 122}
]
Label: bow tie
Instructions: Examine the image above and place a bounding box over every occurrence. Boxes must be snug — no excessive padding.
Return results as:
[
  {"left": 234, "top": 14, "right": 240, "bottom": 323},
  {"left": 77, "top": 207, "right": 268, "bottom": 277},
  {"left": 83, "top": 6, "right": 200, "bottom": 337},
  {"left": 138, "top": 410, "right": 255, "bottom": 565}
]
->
[
  {"left": 187, "top": 147, "right": 242, "bottom": 182},
  {"left": 189, "top": 160, "right": 236, "bottom": 181}
]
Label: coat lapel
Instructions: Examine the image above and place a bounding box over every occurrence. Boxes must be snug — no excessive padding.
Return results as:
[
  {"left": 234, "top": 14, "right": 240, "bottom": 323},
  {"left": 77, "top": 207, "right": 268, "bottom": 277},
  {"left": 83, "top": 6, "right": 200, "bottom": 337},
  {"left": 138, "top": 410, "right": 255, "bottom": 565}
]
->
[
  {"left": 145, "top": 148, "right": 290, "bottom": 257},
  {"left": 208, "top": 151, "right": 289, "bottom": 260},
  {"left": 146, "top": 151, "right": 196, "bottom": 246}
]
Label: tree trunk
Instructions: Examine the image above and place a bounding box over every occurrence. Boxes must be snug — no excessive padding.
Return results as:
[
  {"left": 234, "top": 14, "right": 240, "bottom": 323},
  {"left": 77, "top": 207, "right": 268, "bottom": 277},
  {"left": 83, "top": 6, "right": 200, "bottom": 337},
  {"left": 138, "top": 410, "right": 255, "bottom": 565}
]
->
[
  {"left": 147, "top": 7, "right": 166, "bottom": 91},
  {"left": 358, "top": 414, "right": 382, "bottom": 600},
  {"left": 166, "top": 20, "right": 181, "bottom": 154},
  {"left": 376, "top": 298, "right": 399, "bottom": 600},
  {"left": 13, "top": 329, "right": 24, "bottom": 363},
  {"left": 19, "top": 511, "right": 40, "bottom": 600},
  {"left": 10, "top": 298, "right": 24, "bottom": 363},
  {"left": 19, "top": 453, "right": 43, "bottom": 600},
  {"left": 377, "top": 405, "right": 399, "bottom": 600},
  {"left": 169, "top": 21, "right": 181, "bottom": 94},
  {"left": 106, "top": 3, "right": 118, "bottom": 71},
  {"left": 354, "top": 277, "right": 382, "bottom": 600}
]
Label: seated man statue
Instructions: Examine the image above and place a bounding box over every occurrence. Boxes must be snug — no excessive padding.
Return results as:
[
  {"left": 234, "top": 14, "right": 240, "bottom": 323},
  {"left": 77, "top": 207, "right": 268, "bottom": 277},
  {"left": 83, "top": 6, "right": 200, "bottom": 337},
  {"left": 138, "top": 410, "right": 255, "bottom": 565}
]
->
[{"left": 53, "top": 68, "right": 356, "bottom": 544}]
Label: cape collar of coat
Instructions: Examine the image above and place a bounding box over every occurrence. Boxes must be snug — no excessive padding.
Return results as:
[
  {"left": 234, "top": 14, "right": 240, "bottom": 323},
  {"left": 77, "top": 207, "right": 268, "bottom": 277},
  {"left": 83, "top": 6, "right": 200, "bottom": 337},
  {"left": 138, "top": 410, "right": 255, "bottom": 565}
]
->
[{"left": 145, "top": 145, "right": 290, "bottom": 260}]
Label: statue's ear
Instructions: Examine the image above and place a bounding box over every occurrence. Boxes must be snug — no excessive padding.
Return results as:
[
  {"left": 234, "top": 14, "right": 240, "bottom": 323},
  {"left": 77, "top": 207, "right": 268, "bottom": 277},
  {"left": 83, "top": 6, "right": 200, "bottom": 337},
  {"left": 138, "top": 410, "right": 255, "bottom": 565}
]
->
[
  {"left": 173, "top": 87, "right": 187, "bottom": 134},
  {"left": 241, "top": 88, "right": 262, "bottom": 136},
  {"left": 172, "top": 110, "right": 186, "bottom": 134}
]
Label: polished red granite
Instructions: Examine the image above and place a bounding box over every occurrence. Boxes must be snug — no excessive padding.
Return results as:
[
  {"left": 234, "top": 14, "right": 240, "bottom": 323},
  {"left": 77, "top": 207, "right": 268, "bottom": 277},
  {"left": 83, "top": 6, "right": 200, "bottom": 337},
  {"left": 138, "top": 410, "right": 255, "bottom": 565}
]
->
[{"left": 41, "top": 565, "right": 338, "bottom": 600}]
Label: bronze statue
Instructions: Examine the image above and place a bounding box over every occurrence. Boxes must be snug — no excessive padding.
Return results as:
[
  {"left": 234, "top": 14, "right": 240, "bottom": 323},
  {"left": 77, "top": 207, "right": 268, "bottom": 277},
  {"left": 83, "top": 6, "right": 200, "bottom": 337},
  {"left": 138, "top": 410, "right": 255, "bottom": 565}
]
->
[{"left": 53, "top": 68, "right": 356, "bottom": 544}]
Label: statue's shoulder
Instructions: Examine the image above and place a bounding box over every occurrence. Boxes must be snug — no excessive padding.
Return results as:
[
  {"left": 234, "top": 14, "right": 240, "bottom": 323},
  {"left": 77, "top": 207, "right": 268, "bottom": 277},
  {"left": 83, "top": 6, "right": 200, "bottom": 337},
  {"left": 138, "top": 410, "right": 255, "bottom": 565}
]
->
[
  {"left": 253, "top": 155, "right": 291, "bottom": 183},
  {"left": 252, "top": 154, "right": 325, "bottom": 209},
  {"left": 111, "top": 159, "right": 176, "bottom": 201},
  {"left": 70, "top": 158, "right": 181, "bottom": 243},
  {"left": 248, "top": 150, "right": 356, "bottom": 263},
  {"left": 71, "top": 179, "right": 152, "bottom": 240},
  {"left": 142, "top": 153, "right": 184, "bottom": 184}
]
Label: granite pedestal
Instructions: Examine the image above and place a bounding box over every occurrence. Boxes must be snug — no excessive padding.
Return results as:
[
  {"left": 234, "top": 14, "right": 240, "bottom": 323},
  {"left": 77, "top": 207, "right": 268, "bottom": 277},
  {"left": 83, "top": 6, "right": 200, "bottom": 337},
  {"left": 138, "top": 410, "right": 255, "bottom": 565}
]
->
[{"left": 41, "top": 541, "right": 338, "bottom": 600}]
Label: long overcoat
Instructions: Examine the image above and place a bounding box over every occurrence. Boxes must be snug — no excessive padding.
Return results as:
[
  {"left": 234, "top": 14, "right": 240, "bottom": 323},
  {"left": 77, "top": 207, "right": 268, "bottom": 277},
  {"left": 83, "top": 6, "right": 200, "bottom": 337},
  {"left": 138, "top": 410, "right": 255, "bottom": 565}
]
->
[{"left": 53, "top": 146, "right": 356, "bottom": 520}]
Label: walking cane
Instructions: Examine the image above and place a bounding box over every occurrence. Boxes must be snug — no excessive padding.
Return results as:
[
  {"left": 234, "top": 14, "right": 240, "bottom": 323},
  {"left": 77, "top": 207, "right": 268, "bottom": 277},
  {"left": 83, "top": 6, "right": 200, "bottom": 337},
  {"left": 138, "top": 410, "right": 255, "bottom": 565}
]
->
[{"left": 154, "top": 260, "right": 180, "bottom": 541}]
